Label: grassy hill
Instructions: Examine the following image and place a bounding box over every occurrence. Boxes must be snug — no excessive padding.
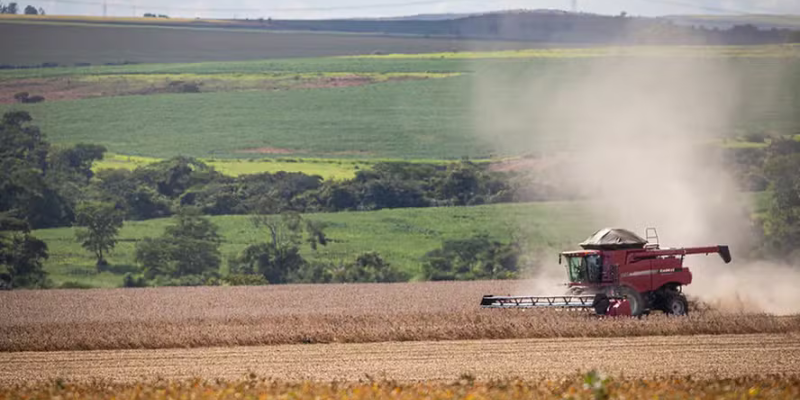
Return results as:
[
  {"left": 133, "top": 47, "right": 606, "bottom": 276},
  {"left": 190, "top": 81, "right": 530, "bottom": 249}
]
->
[{"left": 35, "top": 202, "right": 597, "bottom": 288}]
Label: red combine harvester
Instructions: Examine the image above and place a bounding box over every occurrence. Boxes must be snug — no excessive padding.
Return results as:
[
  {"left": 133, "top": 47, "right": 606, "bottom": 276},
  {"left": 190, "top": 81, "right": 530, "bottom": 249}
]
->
[{"left": 480, "top": 228, "right": 732, "bottom": 316}]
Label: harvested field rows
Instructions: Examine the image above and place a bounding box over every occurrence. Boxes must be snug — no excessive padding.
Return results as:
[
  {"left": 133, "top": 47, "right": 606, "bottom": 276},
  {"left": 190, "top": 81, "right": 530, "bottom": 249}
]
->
[
  {"left": 1, "top": 282, "right": 799, "bottom": 352},
  {"left": 1, "top": 334, "right": 799, "bottom": 383}
]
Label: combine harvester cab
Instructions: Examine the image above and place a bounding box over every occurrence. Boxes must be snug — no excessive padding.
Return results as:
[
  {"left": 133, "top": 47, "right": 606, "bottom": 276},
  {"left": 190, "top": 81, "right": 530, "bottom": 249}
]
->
[{"left": 481, "top": 228, "right": 732, "bottom": 317}]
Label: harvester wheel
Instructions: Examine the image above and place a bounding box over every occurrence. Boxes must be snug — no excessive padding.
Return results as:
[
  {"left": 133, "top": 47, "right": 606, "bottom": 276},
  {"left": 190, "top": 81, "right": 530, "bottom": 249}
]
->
[
  {"left": 663, "top": 292, "right": 689, "bottom": 316},
  {"left": 592, "top": 294, "right": 610, "bottom": 315},
  {"left": 615, "top": 286, "right": 646, "bottom": 316}
]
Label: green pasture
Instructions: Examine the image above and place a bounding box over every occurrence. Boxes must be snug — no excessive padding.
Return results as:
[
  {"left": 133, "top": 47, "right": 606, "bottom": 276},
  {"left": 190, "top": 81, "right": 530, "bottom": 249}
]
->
[
  {"left": 35, "top": 202, "right": 596, "bottom": 288},
  {"left": 4, "top": 53, "right": 799, "bottom": 160},
  {"left": 3, "top": 76, "right": 498, "bottom": 159}
]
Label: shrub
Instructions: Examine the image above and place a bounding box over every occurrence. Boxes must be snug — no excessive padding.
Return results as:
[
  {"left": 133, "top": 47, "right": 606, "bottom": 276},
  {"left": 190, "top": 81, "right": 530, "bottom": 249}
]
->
[
  {"left": 13, "top": 92, "right": 28, "bottom": 103},
  {"left": 122, "top": 273, "right": 148, "bottom": 288},
  {"left": 24, "top": 95, "right": 45, "bottom": 103},
  {"left": 421, "top": 234, "right": 522, "bottom": 281},
  {"left": 58, "top": 281, "right": 94, "bottom": 289},
  {"left": 224, "top": 274, "right": 269, "bottom": 286},
  {"left": 744, "top": 132, "right": 769, "bottom": 143},
  {"left": 13, "top": 92, "right": 45, "bottom": 103}
]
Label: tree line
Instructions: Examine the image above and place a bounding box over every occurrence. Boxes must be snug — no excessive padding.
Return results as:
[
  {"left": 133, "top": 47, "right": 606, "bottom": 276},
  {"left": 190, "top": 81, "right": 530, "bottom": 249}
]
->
[
  {"left": 0, "top": 2, "right": 44, "bottom": 15},
  {"left": 1, "top": 111, "right": 799, "bottom": 288},
  {"left": 266, "top": 13, "right": 800, "bottom": 46},
  {"left": 0, "top": 112, "right": 527, "bottom": 288}
]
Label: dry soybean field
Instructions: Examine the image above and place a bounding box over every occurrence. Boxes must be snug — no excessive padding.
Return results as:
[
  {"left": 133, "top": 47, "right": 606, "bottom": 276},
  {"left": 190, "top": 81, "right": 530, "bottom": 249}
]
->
[
  {"left": 3, "top": 281, "right": 800, "bottom": 396},
  {"left": 2, "top": 281, "right": 800, "bottom": 352}
]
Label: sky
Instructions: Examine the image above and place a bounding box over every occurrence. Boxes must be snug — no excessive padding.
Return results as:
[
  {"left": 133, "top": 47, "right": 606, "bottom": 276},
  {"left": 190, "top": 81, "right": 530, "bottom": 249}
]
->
[{"left": 18, "top": 0, "right": 800, "bottom": 20}]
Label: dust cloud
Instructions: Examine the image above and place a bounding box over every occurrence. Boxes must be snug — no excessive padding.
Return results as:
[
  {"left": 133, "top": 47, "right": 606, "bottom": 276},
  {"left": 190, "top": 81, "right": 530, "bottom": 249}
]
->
[{"left": 472, "top": 47, "right": 800, "bottom": 314}]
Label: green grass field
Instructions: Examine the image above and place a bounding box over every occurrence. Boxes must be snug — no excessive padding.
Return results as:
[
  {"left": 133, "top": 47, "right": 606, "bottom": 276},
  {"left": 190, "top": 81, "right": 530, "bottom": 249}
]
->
[
  {"left": 5, "top": 76, "right": 488, "bottom": 159},
  {"left": 4, "top": 52, "right": 799, "bottom": 160},
  {"left": 34, "top": 202, "right": 596, "bottom": 288}
]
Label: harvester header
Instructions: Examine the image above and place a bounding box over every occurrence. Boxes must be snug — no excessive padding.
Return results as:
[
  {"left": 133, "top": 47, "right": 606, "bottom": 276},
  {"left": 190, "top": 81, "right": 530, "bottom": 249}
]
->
[{"left": 482, "top": 228, "right": 732, "bottom": 316}]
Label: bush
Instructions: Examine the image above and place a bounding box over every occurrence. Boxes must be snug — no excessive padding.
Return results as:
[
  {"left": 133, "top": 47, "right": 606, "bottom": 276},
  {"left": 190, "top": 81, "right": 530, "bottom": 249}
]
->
[
  {"left": 291, "top": 253, "right": 407, "bottom": 284},
  {"left": 223, "top": 274, "right": 269, "bottom": 286},
  {"left": 168, "top": 81, "right": 201, "bottom": 93},
  {"left": 336, "top": 252, "right": 407, "bottom": 283},
  {"left": 421, "top": 234, "right": 522, "bottom": 281},
  {"left": 13, "top": 92, "right": 45, "bottom": 103},
  {"left": 135, "top": 210, "right": 222, "bottom": 279},
  {"left": 122, "top": 273, "right": 148, "bottom": 288},
  {"left": 58, "top": 281, "right": 95, "bottom": 289},
  {"left": 151, "top": 273, "right": 220, "bottom": 287},
  {"left": 744, "top": 132, "right": 769, "bottom": 143},
  {"left": 24, "top": 95, "right": 45, "bottom": 104}
]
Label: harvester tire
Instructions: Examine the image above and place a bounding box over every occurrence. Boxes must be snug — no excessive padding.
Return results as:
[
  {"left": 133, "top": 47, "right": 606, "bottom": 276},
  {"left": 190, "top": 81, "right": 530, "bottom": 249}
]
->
[
  {"left": 592, "top": 294, "right": 610, "bottom": 315},
  {"left": 616, "top": 286, "right": 646, "bottom": 316},
  {"left": 663, "top": 292, "right": 689, "bottom": 316}
]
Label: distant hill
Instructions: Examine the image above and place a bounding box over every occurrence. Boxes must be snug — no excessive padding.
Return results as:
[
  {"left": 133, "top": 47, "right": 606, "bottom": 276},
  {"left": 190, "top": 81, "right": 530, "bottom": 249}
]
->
[
  {"left": 265, "top": 10, "right": 798, "bottom": 45},
  {"left": 2, "top": 10, "right": 798, "bottom": 47},
  {"left": 667, "top": 14, "right": 800, "bottom": 30},
  {"left": 353, "top": 13, "right": 477, "bottom": 21}
]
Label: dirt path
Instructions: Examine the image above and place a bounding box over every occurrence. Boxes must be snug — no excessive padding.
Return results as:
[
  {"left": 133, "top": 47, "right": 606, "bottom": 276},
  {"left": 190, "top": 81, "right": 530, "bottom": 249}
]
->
[{"left": 2, "top": 333, "right": 798, "bottom": 383}]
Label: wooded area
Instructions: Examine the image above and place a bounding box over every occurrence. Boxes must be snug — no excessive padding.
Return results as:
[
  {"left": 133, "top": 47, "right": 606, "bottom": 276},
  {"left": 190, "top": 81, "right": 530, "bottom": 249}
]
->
[{"left": 2, "top": 112, "right": 799, "bottom": 288}]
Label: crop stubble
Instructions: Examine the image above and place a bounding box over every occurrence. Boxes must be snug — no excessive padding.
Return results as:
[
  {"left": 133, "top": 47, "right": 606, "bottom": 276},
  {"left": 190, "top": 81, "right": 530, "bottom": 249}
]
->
[
  {"left": 1, "top": 334, "right": 799, "bottom": 383},
  {"left": 1, "top": 281, "right": 799, "bottom": 352}
]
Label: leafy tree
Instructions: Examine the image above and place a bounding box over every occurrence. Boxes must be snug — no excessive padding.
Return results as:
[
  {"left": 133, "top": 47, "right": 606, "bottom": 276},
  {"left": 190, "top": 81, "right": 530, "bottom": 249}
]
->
[
  {"left": 437, "top": 163, "right": 482, "bottom": 205},
  {"left": 291, "top": 252, "right": 406, "bottom": 284},
  {"left": 230, "top": 212, "right": 327, "bottom": 284},
  {"left": 134, "top": 157, "right": 223, "bottom": 199},
  {"left": 164, "top": 207, "right": 221, "bottom": 243},
  {"left": 0, "top": 214, "right": 48, "bottom": 288},
  {"left": 134, "top": 237, "right": 173, "bottom": 278},
  {"left": 0, "top": 111, "right": 73, "bottom": 229},
  {"left": 74, "top": 201, "right": 124, "bottom": 269},
  {"left": 49, "top": 143, "right": 106, "bottom": 181},
  {"left": 23, "top": 4, "right": 35, "bottom": 14},
  {"left": 761, "top": 152, "right": 800, "bottom": 257},
  {"left": 421, "top": 234, "right": 521, "bottom": 281},
  {"left": 232, "top": 241, "right": 304, "bottom": 284},
  {"left": 364, "top": 179, "right": 428, "bottom": 210},
  {"left": 135, "top": 208, "right": 221, "bottom": 279},
  {"left": 317, "top": 183, "right": 359, "bottom": 211},
  {"left": 3, "top": 2, "right": 17, "bottom": 14},
  {"left": 336, "top": 252, "right": 407, "bottom": 283}
]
